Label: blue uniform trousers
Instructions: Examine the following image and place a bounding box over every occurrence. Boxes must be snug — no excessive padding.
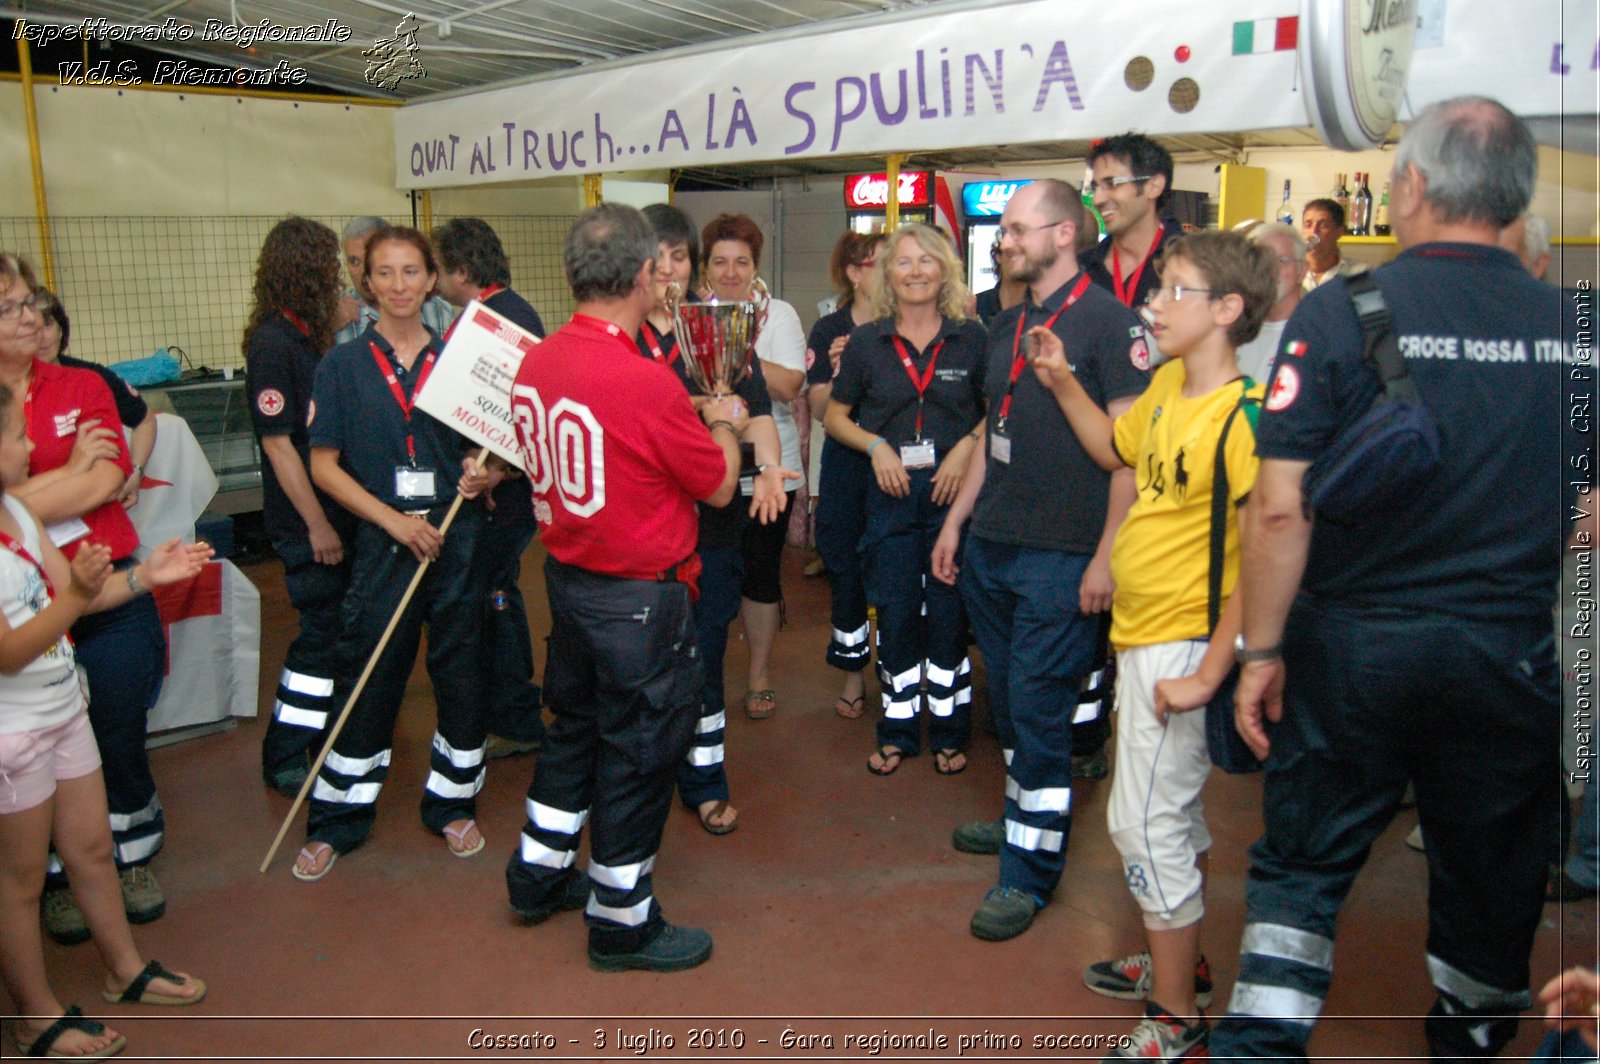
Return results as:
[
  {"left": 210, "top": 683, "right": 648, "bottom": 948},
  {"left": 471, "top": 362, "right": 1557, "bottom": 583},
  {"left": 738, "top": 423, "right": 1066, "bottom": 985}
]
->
[
  {"left": 677, "top": 545, "right": 740, "bottom": 810},
  {"left": 306, "top": 507, "right": 489, "bottom": 854},
  {"left": 863, "top": 468, "right": 971, "bottom": 757},
  {"left": 959, "top": 535, "right": 1099, "bottom": 903},
  {"left": 1213, "top": 596, "right": 1561, "bottom": 1061},
  {"left": 477, "top": 514, "right": 544, "bottom": 743},
  {"left": 262, "top": 536, "right": 351, "bottom": 775},
  {"left": 507, "top": 559, "right": 701, "bottom": 954},
  {"left": 815, "top": 438, "right": 871, "bottom": 672},
  {"left": 48, "top": 582, "right": 167, "bottom": 882}
]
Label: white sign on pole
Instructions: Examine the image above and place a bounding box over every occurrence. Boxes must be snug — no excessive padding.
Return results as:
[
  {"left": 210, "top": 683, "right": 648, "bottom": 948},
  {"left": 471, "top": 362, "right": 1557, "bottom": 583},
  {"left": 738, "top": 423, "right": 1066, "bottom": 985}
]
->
[{"left": 413, "top": 300, "right": 539, "bottom": 470}]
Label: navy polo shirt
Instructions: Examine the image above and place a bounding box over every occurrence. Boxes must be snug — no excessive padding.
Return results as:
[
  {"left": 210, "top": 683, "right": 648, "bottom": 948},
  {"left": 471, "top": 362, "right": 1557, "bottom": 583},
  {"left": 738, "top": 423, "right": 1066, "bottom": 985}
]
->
[
  {"left": 477, "top": 287, "right": 546, "bottom": 526},
  {"left": 1083, "top": 218, "right": 1185, "bottom": 310},
  {"left": 483, "top": 287, "right": 546, "bottom": 338},
  {"left": 1258, "top": 242, "right": 1588, "bottom": 620},
  {"left": 635, "top": 320, "right": 772, "bottom": 550},
  {"left": 831, "top": 315, "right": 988, "bottom": 452},
  {"left": 806, "top": 305, "right": 861, "bottom": 387},
  {"left": 247, "top": 311, "right": 352, "bottom": 544},
  {"left": 970, "top": 274, "right": 1149, "bottom": 554},
  {"left": 309, "top": 324, "right": 471, "bottom": 510}
]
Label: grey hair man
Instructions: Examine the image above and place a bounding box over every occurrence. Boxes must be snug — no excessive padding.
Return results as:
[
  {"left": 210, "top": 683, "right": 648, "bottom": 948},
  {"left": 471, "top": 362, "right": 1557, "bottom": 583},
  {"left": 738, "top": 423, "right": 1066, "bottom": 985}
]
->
[
  {"left": 1498, "top": 212, "right": 1552, "bottom": 280},
  {"left": 1217, "top": 96, "right": 1586, "bottom": 1060},
  {"left": 503, "top": 203, "right": 745, "bottom": 975},
  {"left": 1235, "top": 222, "right": 1307, "bottom": 380},
  {"left": 333, "top": 215, "right": 455, "bottom": 344}
]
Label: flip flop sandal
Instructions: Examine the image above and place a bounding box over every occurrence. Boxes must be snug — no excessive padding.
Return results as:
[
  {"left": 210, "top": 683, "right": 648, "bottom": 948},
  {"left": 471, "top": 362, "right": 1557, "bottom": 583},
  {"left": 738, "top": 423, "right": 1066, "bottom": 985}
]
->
[
  {"left": 934, "top": 749, "right": 968, "bottom": 776},
  {"left": 834, "top": 695, "right": 865, "bottom": 719},
  {"left": 444, "top": 819, "right": 486, "bottom": 858},
  {"left": 867, "top": 745, "right": 904, "bottom": 776},
  {"left": 15, "top": 1006, "right": 126, "bottom": 1058},
  {"left": 291, "top": 842, "right": 337, "bottom": 883},
  {"left": 744, "top": 690, "right": 777, "bottom": 720},
  {"left": 698, "top": 800, "right": 738, "bottom": 836},
  {"left": 103, "top": 960, "right": 207, "bottom": 1007}
]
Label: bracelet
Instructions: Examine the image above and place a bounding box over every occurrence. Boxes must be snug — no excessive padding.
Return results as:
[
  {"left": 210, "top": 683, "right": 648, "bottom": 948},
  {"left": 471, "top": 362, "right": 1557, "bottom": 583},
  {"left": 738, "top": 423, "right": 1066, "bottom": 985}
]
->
[
  {"left": 867, "top": 437, "right": 886, "bottom": 455},
  {"left": 125, "top": 567, "right": 144, "bottom": 596},
  {"left": 709, "top": 420, "right": 737, "bottom": 437}
]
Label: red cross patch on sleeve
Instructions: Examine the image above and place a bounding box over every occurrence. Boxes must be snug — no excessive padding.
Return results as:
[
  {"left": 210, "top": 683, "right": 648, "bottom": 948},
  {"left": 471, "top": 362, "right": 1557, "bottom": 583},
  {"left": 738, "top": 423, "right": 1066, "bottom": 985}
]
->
[{"left": 256, "top": 388, "right": 286, "bottom": 417}]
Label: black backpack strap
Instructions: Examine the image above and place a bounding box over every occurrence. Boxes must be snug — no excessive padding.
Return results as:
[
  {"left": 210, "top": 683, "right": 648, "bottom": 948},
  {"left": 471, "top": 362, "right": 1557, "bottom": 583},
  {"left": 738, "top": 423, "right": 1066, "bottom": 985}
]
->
[
  {"left": 1209, "top": 378, "right": 1256, "bottom": 633},
  {"left": 1345, "top": 273, "right": 1420, "bottom": 405}
]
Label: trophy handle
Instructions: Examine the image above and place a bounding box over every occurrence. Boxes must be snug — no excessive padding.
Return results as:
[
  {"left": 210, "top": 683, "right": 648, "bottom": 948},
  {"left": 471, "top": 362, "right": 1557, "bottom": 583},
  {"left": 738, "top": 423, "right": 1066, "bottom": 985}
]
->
[{"left": 751, "top": 277, "right": 772, "bottom": 335}]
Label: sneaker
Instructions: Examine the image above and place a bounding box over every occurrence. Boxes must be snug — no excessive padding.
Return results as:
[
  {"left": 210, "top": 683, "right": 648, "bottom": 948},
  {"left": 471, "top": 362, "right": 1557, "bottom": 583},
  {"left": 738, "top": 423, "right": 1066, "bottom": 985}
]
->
[
  {"left": 511, "top": 871, "right": 591, "bottom": 923},
  {"left": 119, "top": 865, "right": 166, "bottom": 924},
  {"left": 952, "top": 818, "right": 1004, "bottom": 855},
  {"left": 1104, "top": 1002, "right": 1209, "bottom": 1061},
  {"left": 1084, "top": 950, "right": 1214, "bottom": 1010},
  {"left": 485, "top": 734, "right": 542, "bottom": 760},
  {"left": 1072, "top": 747, "right": 1110, "bottom": 779},
  {"left": 42, "top": 887, "right": 90, "bottom": 946},
  {"left": 588, "top": 922, "right": 713, "bottom": 973},
  {"left": 1405, "top": 824, "right": 1426, "bottom": 852},
  {"left": 970, "top": 886, "right": 1041, "bottom": 941}
]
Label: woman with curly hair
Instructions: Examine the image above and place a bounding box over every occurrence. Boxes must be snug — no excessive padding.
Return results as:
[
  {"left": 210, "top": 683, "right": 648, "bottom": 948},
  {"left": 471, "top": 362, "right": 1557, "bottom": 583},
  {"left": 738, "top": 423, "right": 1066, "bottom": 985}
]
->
[
  {"left": 243, "top": 217, "right": 355, "bottom": 797},
  {"left": 823, "top": 224, "right": 986, "bottom": 777}
]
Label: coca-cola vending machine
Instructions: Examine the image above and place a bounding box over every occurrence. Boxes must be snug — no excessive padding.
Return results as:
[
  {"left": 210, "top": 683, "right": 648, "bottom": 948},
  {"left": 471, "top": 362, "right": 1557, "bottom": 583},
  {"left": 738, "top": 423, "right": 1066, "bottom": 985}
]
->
[{"left": 844, "top": 170, "right": 935, "bottom": 234}]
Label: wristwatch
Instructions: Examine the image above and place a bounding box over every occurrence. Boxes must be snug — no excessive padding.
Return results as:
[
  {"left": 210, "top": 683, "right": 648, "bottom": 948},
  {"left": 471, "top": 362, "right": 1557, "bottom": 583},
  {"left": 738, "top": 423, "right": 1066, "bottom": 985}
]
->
[{"left": 1234, "top": 634, "right": 1282, "bottom": 663}]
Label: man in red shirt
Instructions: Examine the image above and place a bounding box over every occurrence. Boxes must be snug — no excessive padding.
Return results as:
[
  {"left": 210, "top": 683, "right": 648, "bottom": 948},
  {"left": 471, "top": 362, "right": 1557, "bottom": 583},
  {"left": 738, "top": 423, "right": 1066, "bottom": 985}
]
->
[{"left": 505, "top": 203, "right": 743, "bottom": 974}]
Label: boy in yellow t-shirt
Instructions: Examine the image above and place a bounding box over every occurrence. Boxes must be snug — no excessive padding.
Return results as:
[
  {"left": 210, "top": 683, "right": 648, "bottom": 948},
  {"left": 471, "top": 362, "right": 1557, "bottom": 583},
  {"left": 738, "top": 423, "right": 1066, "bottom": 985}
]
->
[{"left": 1027, "top": 230, "right": 1277, "bottom": 1061}]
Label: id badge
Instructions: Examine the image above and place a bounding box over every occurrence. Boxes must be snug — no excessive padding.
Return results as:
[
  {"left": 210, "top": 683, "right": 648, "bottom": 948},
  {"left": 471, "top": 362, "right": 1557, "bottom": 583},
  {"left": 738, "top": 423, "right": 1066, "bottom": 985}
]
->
[
  {"left": 899, "top": 439, "right": 936, "bottom": 470},
  {"left": 990, "top": 432, "right": 1012, "bottom": 464},
  {"left": 394, "top": 465, "right": 437, "bottom": 500}
]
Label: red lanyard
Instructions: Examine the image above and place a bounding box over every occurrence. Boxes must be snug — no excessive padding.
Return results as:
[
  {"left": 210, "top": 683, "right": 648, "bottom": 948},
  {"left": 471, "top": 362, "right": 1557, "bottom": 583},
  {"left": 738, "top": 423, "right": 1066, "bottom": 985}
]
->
[
  {"left": 1000, "top": 273, "right": 1092, "bottom": 426},
  {"left": 641, "top": 320, "right": 678, "bottom": 366},
  {"left": 569, "top": 313, "right": 640, "bottom": 359},
  {"left": 282, "top": 309, "right": 310, "bottom": 337},
  {"left": 891, "top": 335, "right": 945, "bottom": 438},
  {"left": 1110, "top": 228, "right": 1164, "bottom": 307},
  {"left": 0, "top": 526, "right": 54, "bottom": 601},
  {"left": 367, "top": 341, "right": 438, "bottom": 464}
]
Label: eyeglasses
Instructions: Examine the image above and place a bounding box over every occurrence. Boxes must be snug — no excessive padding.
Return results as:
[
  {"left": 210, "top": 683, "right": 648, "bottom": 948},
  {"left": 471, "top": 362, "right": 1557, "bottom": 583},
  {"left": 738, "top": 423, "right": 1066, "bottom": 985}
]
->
[
  {"left": 1084, "top": 175, "right": 1154, "bottom": 196},
  {"left": 999, "top": 219, "right": 1067, "bottom": 241},
  {"left": 0, "top": 294, "right": 39, "bottom": 321},
  {"left": 1143, "top": 285, "right": 1215, "bottom": 306}
]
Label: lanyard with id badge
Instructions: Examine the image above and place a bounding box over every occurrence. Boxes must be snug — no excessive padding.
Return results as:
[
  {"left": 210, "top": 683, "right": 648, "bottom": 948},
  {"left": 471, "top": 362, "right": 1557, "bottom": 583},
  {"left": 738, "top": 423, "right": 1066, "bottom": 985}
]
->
[
  {"left": 993, "top": 273, "right": 1092, "bottom": 464},
  {"left": 890, "top": 335, "right": 945, "bottom": 470},
  {"left": 369, "top": 342, "right": 440, "bottom": 505}
]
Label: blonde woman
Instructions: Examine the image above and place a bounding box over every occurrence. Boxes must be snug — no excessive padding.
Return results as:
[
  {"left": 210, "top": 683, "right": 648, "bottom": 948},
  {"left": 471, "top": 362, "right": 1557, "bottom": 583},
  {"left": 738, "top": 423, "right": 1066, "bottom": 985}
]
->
[{"left": 823, "top": 225, "right": 986, "bottom": 776}]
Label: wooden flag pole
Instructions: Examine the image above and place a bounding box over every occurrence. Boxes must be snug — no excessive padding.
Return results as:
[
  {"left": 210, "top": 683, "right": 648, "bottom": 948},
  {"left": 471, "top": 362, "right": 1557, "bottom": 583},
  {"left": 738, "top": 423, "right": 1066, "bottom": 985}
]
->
[{"left": 260, "top": 447, "right": 491, "bottom": 874}]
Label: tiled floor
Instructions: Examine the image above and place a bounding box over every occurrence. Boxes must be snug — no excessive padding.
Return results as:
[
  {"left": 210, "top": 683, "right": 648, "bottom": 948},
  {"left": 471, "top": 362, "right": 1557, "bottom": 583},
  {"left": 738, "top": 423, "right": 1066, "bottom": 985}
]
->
[{"left": 6, "top": 545, "right": 1591, "bottom": 1061}]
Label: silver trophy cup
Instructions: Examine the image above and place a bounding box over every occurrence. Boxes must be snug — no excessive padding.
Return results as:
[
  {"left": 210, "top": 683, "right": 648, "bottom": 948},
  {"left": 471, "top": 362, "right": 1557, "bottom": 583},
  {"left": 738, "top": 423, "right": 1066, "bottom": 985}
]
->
[{"left": 667, "top": 282, "right": 764, "bottom": 396}]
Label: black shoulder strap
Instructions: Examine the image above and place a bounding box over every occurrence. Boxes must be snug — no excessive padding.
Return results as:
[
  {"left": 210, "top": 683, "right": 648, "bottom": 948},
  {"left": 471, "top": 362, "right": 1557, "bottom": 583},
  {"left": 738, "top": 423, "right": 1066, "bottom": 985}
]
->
[
  {"left": 1209, "top": 378, "right": 1256, "bottom": 633},
  {"left": 1345, "top": 273, "right": 1420, "bottom": 406}
]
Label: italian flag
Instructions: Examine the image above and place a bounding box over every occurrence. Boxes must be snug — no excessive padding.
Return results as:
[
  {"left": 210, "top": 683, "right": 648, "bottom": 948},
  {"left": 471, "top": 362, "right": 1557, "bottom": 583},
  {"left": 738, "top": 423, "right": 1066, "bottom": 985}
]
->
[{"left": 1232, "top": 16, "right": 1298, "bottom": 55}]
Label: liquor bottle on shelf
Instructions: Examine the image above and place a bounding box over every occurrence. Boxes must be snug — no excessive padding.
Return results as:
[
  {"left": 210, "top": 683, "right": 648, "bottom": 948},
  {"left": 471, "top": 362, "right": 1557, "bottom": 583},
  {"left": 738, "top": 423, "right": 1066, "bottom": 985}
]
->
[
  {"left": 1373, "top": 181, "right": 1391, "bottom": 236},
  {"left": 1276, "top": 180, "right": 1294, "bottom": 225},
  {"left": 1333, "top": 173, "right": 1350, "bottom": 220},
  {"left": 1350, "top": 172, "right": 1373, "bottom": 236}
]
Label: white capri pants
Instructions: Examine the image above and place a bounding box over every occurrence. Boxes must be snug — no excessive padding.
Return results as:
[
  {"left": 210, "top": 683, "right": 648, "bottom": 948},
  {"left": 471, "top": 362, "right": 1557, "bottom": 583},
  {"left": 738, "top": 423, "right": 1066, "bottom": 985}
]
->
[{"left": 1106, "top": 640, "right": 1214, "bottom": 931}]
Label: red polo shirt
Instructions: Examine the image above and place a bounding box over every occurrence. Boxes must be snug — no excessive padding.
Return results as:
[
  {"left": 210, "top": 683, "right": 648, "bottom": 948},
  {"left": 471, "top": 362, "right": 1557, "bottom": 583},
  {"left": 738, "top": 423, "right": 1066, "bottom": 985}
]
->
[
  {"left": 511, "top": 314, "right": 726, "bottom": 577},
  {"left": 25, "top": 358, "right": 138, "bottom": 560}
]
